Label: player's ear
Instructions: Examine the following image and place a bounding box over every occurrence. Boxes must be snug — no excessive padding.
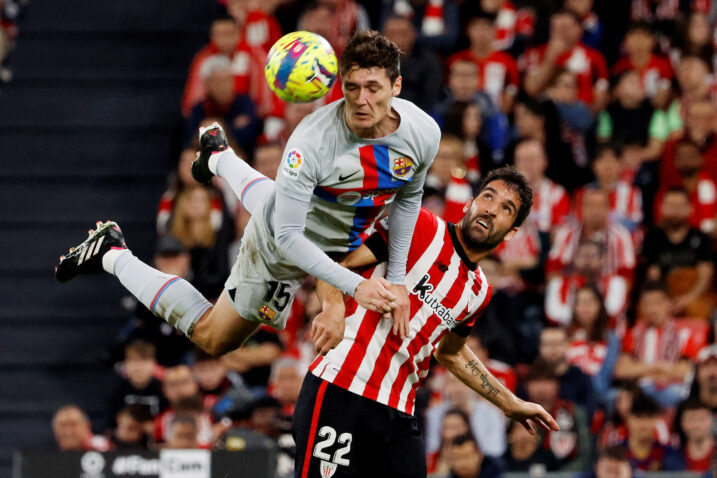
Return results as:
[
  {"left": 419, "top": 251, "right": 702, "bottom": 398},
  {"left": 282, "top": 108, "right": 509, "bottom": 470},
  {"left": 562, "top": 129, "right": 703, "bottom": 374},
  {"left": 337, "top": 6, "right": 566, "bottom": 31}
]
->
[
  {"left": 501, "top": 227, "right": 519, "bottom": 243},
  {"left": 392, "top": 76, "right": 402, "bottom": 96},
  {"left": 462, "top": 197, "right": 475, "bottom": 213}
]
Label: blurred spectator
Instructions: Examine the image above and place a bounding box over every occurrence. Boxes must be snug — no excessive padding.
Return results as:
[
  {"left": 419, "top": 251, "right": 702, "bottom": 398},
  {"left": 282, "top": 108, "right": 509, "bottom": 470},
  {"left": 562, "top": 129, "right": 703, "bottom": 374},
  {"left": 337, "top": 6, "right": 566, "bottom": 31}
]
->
[
  {"left": 448, "top": 12, "right": 519, "bottom": 112},
  {"left": 182, "top": 15, "right": 241, "bottom": 115},
  {"left": 675, "top": 397, "right": 715, "bottom": 473},
  {"left": 523, "top": 359, "right": 591, "bottom": 471},
  {"left": 184, "top": 57, "right": 261, "bottom": 156},
  {"left": 629, "top": 0, "right": 683, "bottom": 40},
  {"left": 425, "top": 372, "right": 507, "bottom": 461},
  {"left": 598, "top": 382, "right": 641, "bottom": 448},
  {"left": 565, "top": 0, "right": 603, "bottom": 50},
  {"left": 508, "top": 97, "right": 585, "bottom": 191},
  {"left": 565, "top": 284, "right": 622, "bottom": 404},
  {"left": 661, "top": 99, "right": 717, "bottom": 188},
  {"left": 441, "top": 433, "right": 504, "bottom": 478},
  {"left": 426, "top": 408, "right": 472, "bottom": 475},
  {"left": 157, "top": 148, "right": 225, "bottom": 236},
  {"left": 221, "top": 326, "right": 283, "bottom": 390},
  {"left": 111, "top": 405, "right": 152, "bottom": 450},
  {"left": 573, "top": 144, "right": 643, "bottom": 232},
  {"left": 476, "top": 0, "right": 535, "bottom": 56},
  {"left": 170, "top": 185, "right": 234, "bottom": 299},
  {"left": 544, "top": 69, "right": 595, "bottom": 170},
  {"left": 620, "top": 392, "right": 684, "bottom": 471},
  {"left": 612, "top": 22, "right": 673, "bottom": 107},
  {"left": 580, "top": 445, "right": 633, "bottom": 478},
  {"left": 467, "top": 334, "right": 517, "bottom": 393},
  {"left": 666, "top": 56, "right": 713, "bottom": 135},
  {"left": 545, "top": 240, "right": 629, "bottom": 331},
  {"left": 690, "top": 344, "right": 717, "bottom": 412},
  {"left": 268, "top": 356, "right": 305, "bottom": 416},
  {"left": 655, "top": 140, "right": 717, "bottom": 236},
  {"left": 382, "top": 14, "right": 443, "bottom": 113},
  {"left": 225, "top": 0, "right": 282, "bottom": 53},
  {"left": 523, "top": 9, "right": 608, "bottom": 109},
  {"left": 192, "top": 348, "right": 244, "bottom": 417},
  {"left": 474, "top": 255, "right": 544, "bottom": 365},
  {"left": 537, "top": 327, "right": 596, "bottom": 417},
  {"left": 107, "top": 340, "right": 165, "bottom": 427},
  {"left": 643, "top": 188, "right": 714, "bottom": 318},
  {"left": 443, "top": 101, "right": 494, "bottom": 182},
  {"left": 155, "top": 365, "right": 213, "bottom": 445},
  {"left": 263, "top": 102, "right": 318, "bottom": 148},
  {"left": 596, "top": 70, "right": 668, "bottom": 176},
  {"left": 52, "top": 405, "right": 111, "bottom": 451},
  {"left": 547, "top": 188, "right": 636, "bottom": 280},
  {"left": 672, "top": 11, "right": 714, "bottom": 66},
  {"left": 380, "top": 0, "right": 460, "bottom": 54},
  {"left": 513, "top": 138, "right": 570, "bottom": 234},
  {"left": 503, "top": 418, "right": 559, "bottom": 474},
  {"left": 165, "top": 414, "right": 201, "bottom": 449},
  {"left": 615, "top": 281, "right": 698, "bottom": 407},
  {"left": 313, "top": 0, "right": 369, "bottom": 57},
  {"left": 240, "top": 395, "right": 285, "bottom": 440}
]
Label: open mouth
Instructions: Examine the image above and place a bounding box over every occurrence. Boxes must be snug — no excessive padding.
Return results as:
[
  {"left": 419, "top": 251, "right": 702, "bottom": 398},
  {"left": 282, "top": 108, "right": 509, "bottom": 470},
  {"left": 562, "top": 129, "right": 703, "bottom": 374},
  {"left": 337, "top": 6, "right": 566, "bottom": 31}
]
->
[{"left": 475, "top": 218, "right": 490, "bottom": 230}]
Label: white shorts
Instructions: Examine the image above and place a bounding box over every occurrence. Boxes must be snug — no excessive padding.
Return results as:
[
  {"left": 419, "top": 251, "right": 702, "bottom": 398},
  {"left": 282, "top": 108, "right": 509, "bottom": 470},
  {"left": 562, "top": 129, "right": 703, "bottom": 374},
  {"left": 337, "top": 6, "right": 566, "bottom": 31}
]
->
[{"left": 224, "top": 211, "right": 305, "bottom": 330}]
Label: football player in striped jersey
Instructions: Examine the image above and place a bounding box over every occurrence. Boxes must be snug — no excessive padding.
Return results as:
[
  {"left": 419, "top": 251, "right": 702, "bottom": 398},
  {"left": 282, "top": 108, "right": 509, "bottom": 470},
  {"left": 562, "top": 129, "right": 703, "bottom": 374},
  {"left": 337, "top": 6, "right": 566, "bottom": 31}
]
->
[{"left": 295, "top": 167, "right": 559, "bottom": 478}]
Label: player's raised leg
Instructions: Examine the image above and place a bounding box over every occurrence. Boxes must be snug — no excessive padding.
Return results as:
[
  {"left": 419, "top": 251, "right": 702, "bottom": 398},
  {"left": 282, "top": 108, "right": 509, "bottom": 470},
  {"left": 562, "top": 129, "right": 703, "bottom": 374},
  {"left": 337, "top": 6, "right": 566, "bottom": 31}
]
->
[
  {"left": 54, "top": 222, "right": 258, "bottom": 355},
  {"left": 191, "top": 122, "right": 274, "bottom": 216}
]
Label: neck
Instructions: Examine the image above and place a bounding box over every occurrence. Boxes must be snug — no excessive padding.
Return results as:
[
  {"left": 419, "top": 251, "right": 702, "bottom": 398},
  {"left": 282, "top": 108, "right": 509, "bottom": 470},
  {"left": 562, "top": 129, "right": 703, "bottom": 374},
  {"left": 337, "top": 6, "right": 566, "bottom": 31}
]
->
[
  {"left": 470, "top": 44, "right": 491, "bottom": 58},
  {"left": 688, "top": 436, "right": 714, "bottom": 458},
  {"left": 682, "top": 175, "right": 699, "bottom": 191},
  {"left": 598, "top": 178, "right": 618, "bottom": 189},
  {"left": 631, "top": 51, "right": 650, "bottom": 67},
  {"left": 664, "top": 223, "right": 689, "bottom": 242},
  {"left": 455, "top": 222, "right": 492, "bottom": 264},
  {"left": 553, "top": 361, "right": 569, "bottom": 376},
  {"left": 628, "top": 437, "right": 654, "bottom": 457}
]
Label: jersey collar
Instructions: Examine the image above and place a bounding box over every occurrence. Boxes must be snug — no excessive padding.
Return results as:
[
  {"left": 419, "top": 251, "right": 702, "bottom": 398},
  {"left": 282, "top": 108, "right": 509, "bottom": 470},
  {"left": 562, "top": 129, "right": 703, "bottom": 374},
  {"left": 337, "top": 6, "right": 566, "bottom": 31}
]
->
[{"left": 447, "top": 222, "right": 478, "bottom": 271}]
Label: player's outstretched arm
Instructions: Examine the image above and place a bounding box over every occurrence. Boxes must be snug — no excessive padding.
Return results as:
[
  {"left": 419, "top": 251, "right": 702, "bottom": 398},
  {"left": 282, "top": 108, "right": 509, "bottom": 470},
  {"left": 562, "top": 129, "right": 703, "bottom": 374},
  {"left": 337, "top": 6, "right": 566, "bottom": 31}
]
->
[{"left": 434, "top": 331, "right": 560, "bottom": 435}]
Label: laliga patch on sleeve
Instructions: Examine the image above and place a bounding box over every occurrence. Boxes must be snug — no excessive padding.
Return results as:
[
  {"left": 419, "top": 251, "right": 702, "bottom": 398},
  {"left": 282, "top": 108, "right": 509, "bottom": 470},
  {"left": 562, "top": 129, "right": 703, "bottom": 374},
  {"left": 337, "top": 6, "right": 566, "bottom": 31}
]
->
[{"left": 281, "top": 149, "right": 304, "bottom": 180}]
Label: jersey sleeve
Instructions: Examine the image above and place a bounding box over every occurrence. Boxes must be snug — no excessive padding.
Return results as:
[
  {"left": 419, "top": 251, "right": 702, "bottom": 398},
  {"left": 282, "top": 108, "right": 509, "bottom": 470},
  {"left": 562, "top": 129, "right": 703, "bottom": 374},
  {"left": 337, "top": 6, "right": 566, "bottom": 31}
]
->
[{"left": 273, "top": 141, "right": 321, "bottom": 202}]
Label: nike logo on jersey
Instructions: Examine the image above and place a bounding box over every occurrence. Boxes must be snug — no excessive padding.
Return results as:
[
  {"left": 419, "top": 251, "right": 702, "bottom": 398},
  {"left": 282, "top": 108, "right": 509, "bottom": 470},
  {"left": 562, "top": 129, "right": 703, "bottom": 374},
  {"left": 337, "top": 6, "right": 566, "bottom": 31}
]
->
[{"left": 338, "top": 170, "right": 361, "bottom": 181}]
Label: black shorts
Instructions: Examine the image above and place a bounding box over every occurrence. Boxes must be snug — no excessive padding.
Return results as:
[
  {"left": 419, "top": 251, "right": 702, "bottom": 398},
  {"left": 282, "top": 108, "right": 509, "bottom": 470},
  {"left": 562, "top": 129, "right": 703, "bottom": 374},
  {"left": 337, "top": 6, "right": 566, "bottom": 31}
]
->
[{"left": 292, "top": 372, "right": 426, "bottom": 478}]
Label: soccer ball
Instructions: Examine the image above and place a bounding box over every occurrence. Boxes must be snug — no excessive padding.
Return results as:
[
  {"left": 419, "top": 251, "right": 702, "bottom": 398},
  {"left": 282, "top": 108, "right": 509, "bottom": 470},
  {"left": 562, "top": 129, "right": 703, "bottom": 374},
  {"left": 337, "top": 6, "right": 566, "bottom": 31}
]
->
[{"left": 265, "top": 31, "right": 338, "bottom": 103}]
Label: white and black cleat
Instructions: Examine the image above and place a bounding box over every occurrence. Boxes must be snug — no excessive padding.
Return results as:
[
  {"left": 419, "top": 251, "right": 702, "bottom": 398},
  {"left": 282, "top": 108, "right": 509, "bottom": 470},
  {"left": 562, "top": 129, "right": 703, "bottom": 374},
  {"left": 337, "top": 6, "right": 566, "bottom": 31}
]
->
[{"left": 55, "top": 221, "right": 127, "bottom": 283}]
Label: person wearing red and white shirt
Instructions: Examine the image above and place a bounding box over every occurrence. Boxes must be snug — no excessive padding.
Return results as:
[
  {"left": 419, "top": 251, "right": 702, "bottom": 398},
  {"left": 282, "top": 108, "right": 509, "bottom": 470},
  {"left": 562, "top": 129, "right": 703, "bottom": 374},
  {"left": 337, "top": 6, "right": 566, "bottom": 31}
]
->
[
  {"left": 547, "top": 188, "right": 636, "bottom": 280},
  {"left": 655, "top": 139, "right": 717, "bottom": 235},
  {"left": 615, "top": 282, "right": 699, "bottom": 407},
  {"left": 678, "top": 398, "right": 716, "bottom": 474},
  {"left": 545, "top": 240, "right": 628, "bottom": 331},
  {"left": 514, "top": 139, "right": 571, "bottom": 234},
  {"left": 485, "top": 0, "right": 535, "bottom": 53},
  {"left": 522, "top": 10, "right": 608, "bottom": 109},
  {"left": 612, "top": 22, "right": 673, "bottom": 108},
  {"left": 294, "top": 168, "right": 558, "bottom": 478},
  {"left": 573, "top": 144, "right": 643, "bottom": 232},
  {"left": 448, "top": 12, "right": 519, "bottom": 112}
]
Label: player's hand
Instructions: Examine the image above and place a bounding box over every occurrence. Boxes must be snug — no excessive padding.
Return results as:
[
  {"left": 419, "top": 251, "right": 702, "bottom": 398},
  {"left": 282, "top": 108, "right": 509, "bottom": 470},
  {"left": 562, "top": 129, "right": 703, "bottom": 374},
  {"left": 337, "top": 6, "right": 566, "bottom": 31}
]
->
[
  {"left": 311, "top": 306, "right": 346, "bottom": 356},
  {"left": 354, "top": 277, "right": 397, "bottom": 314},
  {"left": 505, "top": 399, "right": 560, "bottom": 435},
  {"left": 384, "top": 283, "right": 410, "bottom": 339}
]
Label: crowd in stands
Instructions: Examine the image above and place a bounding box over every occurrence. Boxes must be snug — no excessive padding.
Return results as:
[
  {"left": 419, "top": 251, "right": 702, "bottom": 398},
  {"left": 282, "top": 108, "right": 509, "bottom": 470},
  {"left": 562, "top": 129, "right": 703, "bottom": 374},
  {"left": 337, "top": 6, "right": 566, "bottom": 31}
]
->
[{"left": 52, "top": 0, "right": 717, "bottom": 476}]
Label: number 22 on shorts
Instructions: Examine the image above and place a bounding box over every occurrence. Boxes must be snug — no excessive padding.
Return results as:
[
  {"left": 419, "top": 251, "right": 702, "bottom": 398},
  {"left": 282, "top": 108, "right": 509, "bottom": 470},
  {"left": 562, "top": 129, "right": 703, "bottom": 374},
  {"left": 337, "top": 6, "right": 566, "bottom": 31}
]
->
[{"left": 312, "top": 425, "right": 352, "bottom": 476}]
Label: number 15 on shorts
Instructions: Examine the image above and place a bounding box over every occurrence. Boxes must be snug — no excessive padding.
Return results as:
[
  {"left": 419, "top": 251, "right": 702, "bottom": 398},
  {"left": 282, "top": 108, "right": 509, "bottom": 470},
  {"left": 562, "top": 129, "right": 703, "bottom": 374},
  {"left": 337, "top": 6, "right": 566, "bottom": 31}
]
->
[{"left": 312, "top": 425, "right": 352, "bottom": 477}]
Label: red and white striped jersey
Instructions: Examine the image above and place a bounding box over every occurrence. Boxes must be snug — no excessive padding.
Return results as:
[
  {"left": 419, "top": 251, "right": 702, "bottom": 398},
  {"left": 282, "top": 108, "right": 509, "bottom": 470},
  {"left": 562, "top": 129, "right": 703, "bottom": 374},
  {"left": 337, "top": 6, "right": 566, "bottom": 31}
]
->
[
  {"left": 309, "top": 209, "right": 492, "bottom": 415},
  {"left": 547, "top": 221, "right": 637, "bottom": 279},
  {"left": 622, "top": 319, "right": 700, "bottom": 365},
  {"left": 532, "top": 178, "right": 571, "bottom": 233},
  {"left": 573, "top": 182, "right": 643, "bottom": 230}
]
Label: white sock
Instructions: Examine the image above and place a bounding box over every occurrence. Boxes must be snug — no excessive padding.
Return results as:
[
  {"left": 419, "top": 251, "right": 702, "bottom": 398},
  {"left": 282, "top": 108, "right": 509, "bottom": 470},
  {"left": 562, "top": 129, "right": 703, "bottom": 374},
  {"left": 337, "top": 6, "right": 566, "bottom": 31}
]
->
[
  {"left": 211, "top": 149, "right": 275, "bottom": 216},
  {"left": 109, "top": 251, "right": 212, "bottom": 336}
]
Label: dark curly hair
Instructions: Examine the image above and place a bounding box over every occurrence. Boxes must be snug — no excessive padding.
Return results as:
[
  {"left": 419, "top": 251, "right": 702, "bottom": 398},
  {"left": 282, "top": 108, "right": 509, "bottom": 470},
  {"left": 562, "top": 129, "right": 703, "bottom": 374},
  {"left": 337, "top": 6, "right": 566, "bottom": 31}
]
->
[
  {"left": 340, "top": 30, "right": 402, "bottom": 82},
  {"left": 477, "top": 166, "right": 533, "bottom": 228}
]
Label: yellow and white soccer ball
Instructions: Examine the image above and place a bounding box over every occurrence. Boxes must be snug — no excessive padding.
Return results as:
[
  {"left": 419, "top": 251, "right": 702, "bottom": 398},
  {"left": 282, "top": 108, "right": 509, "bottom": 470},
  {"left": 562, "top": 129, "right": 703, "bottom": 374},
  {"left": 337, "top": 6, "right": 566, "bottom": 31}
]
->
[{"left": 265, "top": 31, "right": 338, "bottom": 103}]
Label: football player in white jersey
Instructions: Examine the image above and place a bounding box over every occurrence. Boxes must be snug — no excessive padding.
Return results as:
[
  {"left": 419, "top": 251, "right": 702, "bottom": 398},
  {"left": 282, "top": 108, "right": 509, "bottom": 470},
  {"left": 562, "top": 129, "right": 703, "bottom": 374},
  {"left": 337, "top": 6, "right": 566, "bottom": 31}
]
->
[{"left": 55, "top": 31, "right": 438, "bottom": 358}]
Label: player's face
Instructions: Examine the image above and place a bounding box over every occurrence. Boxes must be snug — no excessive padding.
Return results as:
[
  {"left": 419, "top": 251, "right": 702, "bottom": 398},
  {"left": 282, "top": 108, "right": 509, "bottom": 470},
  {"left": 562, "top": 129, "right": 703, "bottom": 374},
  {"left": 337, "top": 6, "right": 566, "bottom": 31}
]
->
[
  {"left": 460, "top": 180, "right": 520, "bottom": 252},
  {"left": 342, "top": 67, "right": 401, "bottom": 138}
]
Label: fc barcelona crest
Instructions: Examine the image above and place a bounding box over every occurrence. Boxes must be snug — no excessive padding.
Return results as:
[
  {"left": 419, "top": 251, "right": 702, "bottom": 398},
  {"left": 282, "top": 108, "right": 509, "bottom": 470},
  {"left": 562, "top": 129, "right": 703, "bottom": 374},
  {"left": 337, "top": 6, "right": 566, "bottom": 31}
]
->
[
  {"left": 258, "top": 305, "right": 276, "bottom": 322},
  {"left": 392, "top": 156, "right": 413, "bottom": 178}
]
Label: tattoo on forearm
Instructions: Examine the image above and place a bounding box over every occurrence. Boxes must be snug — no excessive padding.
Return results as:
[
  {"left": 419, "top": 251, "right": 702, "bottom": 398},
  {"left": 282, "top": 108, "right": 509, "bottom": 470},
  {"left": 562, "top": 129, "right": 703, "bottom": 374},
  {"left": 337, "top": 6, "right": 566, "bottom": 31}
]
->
[{"left": 465, "top": 360, "right": 500, "bottom": 397}]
